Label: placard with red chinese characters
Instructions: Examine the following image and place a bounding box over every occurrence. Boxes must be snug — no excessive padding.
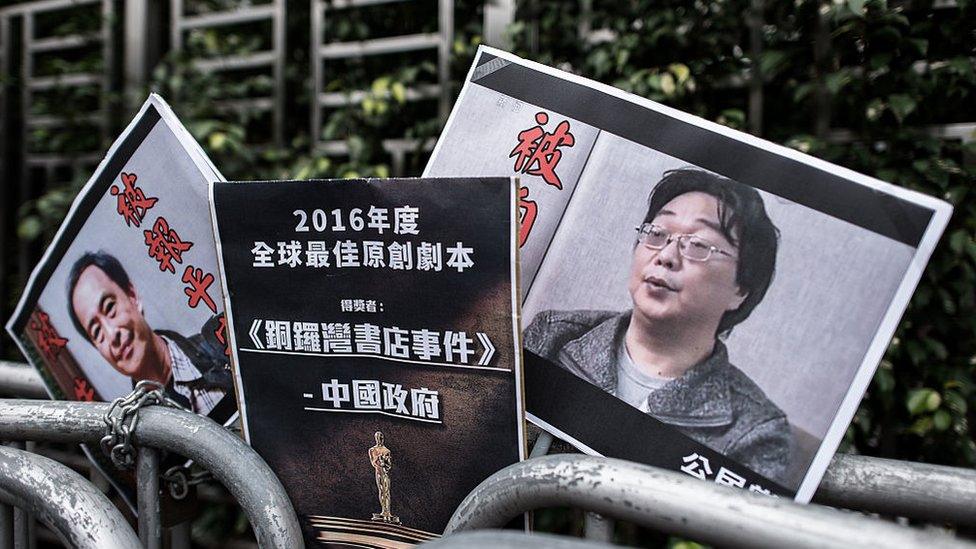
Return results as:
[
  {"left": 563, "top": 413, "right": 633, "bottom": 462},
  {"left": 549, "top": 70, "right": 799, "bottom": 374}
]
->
[
  {"left": 425, "top": 46, "right": 952, "bottom": 502},
  {"left": 6, "top": 94, "right": 237, "bottom": 510}
]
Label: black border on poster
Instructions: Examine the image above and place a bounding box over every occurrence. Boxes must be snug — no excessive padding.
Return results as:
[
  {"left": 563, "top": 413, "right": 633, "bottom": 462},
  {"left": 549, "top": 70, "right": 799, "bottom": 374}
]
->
[{"left": 473, "top": 53, "right": 934, "bottom": 248}]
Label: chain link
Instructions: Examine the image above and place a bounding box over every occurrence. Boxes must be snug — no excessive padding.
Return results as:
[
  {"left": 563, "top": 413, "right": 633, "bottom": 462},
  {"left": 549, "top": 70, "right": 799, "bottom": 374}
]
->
[
  {"left": 100, "top": 380, "right": 186, "bottom": 470},
  {"left": 162, "top": 465, "right": 215, "bottom": 500}
]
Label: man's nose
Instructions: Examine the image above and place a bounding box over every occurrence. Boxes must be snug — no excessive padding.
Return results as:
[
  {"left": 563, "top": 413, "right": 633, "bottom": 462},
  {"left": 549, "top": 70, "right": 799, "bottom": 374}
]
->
[
  {"left": 108, "top": 322, "right": 123, "bottom": 350},
  {"left": 654, "top": 237, "right": 681, "bottom": 269}
]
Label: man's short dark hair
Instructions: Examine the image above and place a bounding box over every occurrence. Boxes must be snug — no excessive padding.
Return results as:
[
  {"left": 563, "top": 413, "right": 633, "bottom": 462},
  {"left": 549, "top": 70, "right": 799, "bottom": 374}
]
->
[
  {"left": 67, "top": 251, "right": 133, "bottom": 338},
  {"left": 643, "top": 168, "right": 779, "bottom": 335}
]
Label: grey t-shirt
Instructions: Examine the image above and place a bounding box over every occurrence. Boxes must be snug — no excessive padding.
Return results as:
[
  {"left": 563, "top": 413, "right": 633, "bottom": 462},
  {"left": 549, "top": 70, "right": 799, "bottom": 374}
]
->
[{"left": 615, "top": 338, "right": 670, "bottom": 411}]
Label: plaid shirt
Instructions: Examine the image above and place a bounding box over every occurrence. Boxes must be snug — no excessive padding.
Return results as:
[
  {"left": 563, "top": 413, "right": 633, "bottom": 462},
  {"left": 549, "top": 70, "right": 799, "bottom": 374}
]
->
[{"left": 164, "top": 335, "right": 225, "bottom": 416}]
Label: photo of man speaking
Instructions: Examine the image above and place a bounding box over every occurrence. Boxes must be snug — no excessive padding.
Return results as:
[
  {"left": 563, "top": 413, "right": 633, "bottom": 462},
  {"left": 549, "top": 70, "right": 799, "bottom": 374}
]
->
[
  {"left": 67, "top": 251, "right": 232, "bottom": 416},
  {"left": 524, "top": 168, "right": 792, "bottom": 483}
]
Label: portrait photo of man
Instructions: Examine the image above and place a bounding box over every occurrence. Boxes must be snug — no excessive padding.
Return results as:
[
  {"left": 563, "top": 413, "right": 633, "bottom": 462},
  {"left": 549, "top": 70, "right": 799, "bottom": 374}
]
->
[
  {"left": 67, "top": 251, "right": 232, "bottom": 416},
  {"left": 524, "top": 168, "right": 792, "bottom": 483}
]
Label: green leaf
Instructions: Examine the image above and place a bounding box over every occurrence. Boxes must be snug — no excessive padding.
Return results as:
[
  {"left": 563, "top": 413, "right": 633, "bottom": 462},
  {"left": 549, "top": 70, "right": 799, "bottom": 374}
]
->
[
  {"left": 660, "top": 73, "right": 676, "bottom": 96},
  {"left": 887, "top": 94, "right": 917, "bottom": 124},
  {"left": 848, "top": 0, "right": 867, "bottom": 17},
  {"left": 907, "top": 388, "right": 940, "bottom": 415},
  {"left": 17, "top": 216, "right": 43, "bottom": 240},
  {"left": 933, "top": 410, "right": 952, "bottom": 431},
  {"left": 669, "top": 63, "right": 690, "bottom": 85}
]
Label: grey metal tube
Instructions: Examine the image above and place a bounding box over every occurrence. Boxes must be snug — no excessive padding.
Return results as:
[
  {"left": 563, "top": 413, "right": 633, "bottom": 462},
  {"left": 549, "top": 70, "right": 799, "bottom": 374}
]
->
[
  {"left": 0, "top": 364, "right": 45, "bottom": 400},
  {"left": 583, "top": 512, "right": 612, "bottom": 542},
  {"left": 423, "top": 531, "right": 611, "bottom": 548},
  {"left": 445, "top": 454, "right": 973, "bottom": 549},
  {"left": 0, "top": 501, "right": 11, "bottom": 549},
  {"left": 137, "top": 447, "right": 161, "bottom": 549},
  {"left": 0, "top": 400, "right": 302, "bottom": 548},
  {"left": 0, "top": 445, "right": 139, "bottom": 548},
  {"left": 816, "top": 453, "right": 976, "bottom": 526}
]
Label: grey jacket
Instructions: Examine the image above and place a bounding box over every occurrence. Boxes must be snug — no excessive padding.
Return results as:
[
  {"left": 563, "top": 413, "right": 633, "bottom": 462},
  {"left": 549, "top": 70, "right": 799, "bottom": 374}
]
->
[{"left": 524, "top": 309, "right": 792, "bottom": 484}]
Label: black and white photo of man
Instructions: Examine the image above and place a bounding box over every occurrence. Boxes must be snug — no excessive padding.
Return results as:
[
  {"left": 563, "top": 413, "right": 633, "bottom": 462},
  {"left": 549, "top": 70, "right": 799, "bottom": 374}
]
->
[
  {"left": 67, "top": 251, "right": 232, "bottom": 416},
  {"left": 524, "top": 168, "right": 792, "bottom": 483}
]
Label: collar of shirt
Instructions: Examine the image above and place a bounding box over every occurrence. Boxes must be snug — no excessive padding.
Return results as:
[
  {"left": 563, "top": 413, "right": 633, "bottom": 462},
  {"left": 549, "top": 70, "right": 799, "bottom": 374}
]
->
[{"left": 162, "top": 335, "right": 204, "bottom": 384}]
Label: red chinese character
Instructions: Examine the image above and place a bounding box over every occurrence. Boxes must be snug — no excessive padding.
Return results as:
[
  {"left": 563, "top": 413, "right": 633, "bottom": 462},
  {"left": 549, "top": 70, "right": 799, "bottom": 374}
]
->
[
  {"left": 518, "top": 186, "right": 538, "bottom": 248},
  {"left": 214, "top": 315, "right": 230, "bottom": 356},
  {"left": 110, "top": 172, "right": 158, "bottom": 227},
  {"left": 144, "top": 217, "right": 193, "bottom": 273},
  {"left": 182, "top": 265, "right": 217, "bottom": 313},
  {"left": 509, "top": 112, "right": 575, "bottom": 189},
  {"left": 73, "top": 377, "right": 95, "bottom": 401},
  {"left": 27, "top": 311, "right": 68, "bottom": 363}
]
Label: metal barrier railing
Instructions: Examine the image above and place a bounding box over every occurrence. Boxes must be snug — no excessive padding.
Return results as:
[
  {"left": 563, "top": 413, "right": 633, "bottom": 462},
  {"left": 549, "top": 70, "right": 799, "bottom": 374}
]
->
[
  {"left": 0, "top": 398, "right": 303, "bottom": 548},
  {"left": 816, "top": 452, "right": 976, "bottom": 526},
  {"left": 445, "top": 454, "right": 974, "bottom": 549},
  {"left": 0, "top": 444, "right": 140, "bottom": 548},
  {"left": 2, "top": 360, "right": 975, "bottom": 547}
]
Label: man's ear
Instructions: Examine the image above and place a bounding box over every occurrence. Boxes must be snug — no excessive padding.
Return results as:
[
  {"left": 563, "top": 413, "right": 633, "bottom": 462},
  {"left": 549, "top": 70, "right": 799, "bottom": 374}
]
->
[
  {"left": 727, "top": 285, "right": 749, "bottom": 311},
  {"left": 125, "top": 284, "right": 144, "bottom": 313}
]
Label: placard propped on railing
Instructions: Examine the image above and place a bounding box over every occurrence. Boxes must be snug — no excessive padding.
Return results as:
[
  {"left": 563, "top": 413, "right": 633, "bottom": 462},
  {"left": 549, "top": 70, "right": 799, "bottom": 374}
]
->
[
  {"left": 424, "top": 46, "right": 953, "bottom": 502},
  {"left": 6, "top": 94, "right": 237, "bottom": 515},
  {"left": 210, "top": 177, "right": 527, "bottom": 547}
]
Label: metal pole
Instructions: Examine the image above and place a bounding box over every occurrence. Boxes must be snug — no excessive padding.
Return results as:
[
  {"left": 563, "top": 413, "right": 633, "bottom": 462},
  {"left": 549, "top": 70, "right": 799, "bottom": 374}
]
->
[
  {"left": 137, "top": 447, "right": 161, "bottom": 549},
  {"left": 0, "top": 445, "right": 140, "bottom": 548},
  {"left": 0, "top": 363, "right": 46, "bottom": 399},
  {"left": 529, "top": 432, "right": 552, "bottom": 458},
  {"left": 445, "top": 455, "right": 973, "bottom": 549},
  {"left": 816, "top": 453, "right": 976, "bottom": 527},
  {"left": 0, "top": 400, "right": 303, "bottom": 548},
  {"left": 0, "top": 499, "right": 12, "bottom": 549},
  {"left": 583, "top": 512, "right": 612, "bottom": 543}
]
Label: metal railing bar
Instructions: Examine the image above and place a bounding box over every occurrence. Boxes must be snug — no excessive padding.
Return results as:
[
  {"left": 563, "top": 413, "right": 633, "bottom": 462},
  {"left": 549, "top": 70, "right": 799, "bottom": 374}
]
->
[
  {"left": 583, "top": 512, "right": 612, "bottom": 542},
  {"left": 529, "top": 432, "right": 553, "bottom": 459},
  {"left": 445, "top": 454, "right": 974, "bottom": 549},
  {"left": 192, "top": 51, "right": 276, "bottom": 73},
  {"left": 318, "top": 33, "right": 440, "bottom": 59},
  {"left": 0, "top": 400, "right": 302, "bottom": 547},
  {"left": 0, "top": 0, "right": 101, "bottom": 17},
  {"left": 27, "top": 72, "right": 101, "bottom": 90},
  {"left": 27, "top": 33, "right": 100, "bottom": 53},
  {"left": 137, "top": 447, "right": 161, "bottom": 549},
  {"left": 24, "top": 152, "right": 102, "bottom": 166},
  {"left": 827, "top": 122, "right": 976, "bottom": 144},
  {"left": 177, "top": 4, "right": 276, "bottom": 30},
  {"left": 424, "top": 530, "right": 611, "bottom": 548},
  {"left": 24, "top": 113, "right": 103, "bottom": 128},
  {"left": 815, "top": 453, "right": 976, "bottom": 527},
  {"left": 0, "top": 500, "right": 12, "bottom": 549},
  {"left": 327, "top": 0, "right": 414, "bottom": 10},
  {"left": 317, "top": 84, "right": 441, "bottom": 107},
  {"left": 0, "top": 445, "right": 139, "bottom": 548},
  {"left": 0, "top": 364, "right": 45, "bottom": 400},
  {"left": 214, "top": 97, "right": 275, "bottom": 113}
]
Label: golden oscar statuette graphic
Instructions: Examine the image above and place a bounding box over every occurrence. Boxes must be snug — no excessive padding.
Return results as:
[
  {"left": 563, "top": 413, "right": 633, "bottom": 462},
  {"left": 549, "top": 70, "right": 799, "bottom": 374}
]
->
[{"left": 369, "top": 431, "right": 401, "bottom": 525}]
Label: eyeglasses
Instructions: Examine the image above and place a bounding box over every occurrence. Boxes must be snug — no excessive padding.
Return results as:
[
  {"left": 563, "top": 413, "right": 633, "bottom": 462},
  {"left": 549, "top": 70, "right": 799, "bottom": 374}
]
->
[{"left": 635, "top": 223, "right": 737, "bottom": 262}]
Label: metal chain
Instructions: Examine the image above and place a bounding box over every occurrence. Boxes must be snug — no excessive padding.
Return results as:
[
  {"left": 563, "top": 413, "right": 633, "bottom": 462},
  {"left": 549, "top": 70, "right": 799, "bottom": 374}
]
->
[
  {"left": 100, "top": 380, "right": 186, "bottom": 470},
  {"left": 162, "top": 465, "right": 215, "bottom": 500}
]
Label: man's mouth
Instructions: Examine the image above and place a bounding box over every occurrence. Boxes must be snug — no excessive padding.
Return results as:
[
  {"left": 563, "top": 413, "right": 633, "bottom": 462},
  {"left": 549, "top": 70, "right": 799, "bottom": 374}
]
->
[
  {"left": 115, "top": 332, "right": 134, "bottom": 363},
  {"left": 645, "top": 276, "right": 677, "bottom": 292}
]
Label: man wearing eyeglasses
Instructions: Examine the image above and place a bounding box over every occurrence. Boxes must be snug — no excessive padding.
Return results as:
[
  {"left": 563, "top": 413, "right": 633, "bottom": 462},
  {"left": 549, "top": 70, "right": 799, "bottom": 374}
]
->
[{"left": 524, "top": 168, "right": 792, "bottom": 484}]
